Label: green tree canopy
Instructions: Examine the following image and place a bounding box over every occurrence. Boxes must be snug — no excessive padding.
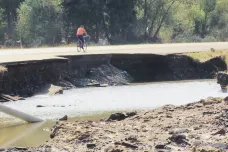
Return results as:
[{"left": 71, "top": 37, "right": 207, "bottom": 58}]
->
[{"left": 17, "top": 0, "right": 63, "bottom": 46}]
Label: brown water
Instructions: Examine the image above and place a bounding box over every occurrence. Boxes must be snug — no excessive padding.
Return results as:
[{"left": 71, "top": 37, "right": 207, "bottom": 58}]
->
[
  {"left": 0, "top": 113, "right": 111, "bottom": 148},
  {"left": 0, "top": 121, "right": 54, "bottom": 148},
  {"left": 0, "top": 80, "right": 225, "bottom": 148}
]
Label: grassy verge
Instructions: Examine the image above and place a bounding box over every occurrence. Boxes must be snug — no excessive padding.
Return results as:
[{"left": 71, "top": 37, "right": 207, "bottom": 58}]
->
[{"left": 185, "top": 50, "right": 228, "bottom": 63}]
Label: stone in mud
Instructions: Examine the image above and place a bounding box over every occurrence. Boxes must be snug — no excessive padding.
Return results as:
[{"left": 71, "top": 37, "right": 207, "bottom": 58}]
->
[
  {"left": 126, "top": 112, "right": 137, "bottom": 117},
  {"left": 169, "top": 134, "right": 190, "bottom": 146},
  {"left": 217, "top": 72, "right": 228, "bottom": 86},
  {"left": 211, "top": 128, "right": 226, "bottom": 135},
  {"left": 107, "top": 112, "right": 137, "bottom": 121},
  {"left": 87, "top": 143, "right": 96, "bottom": 149},
  {"left": 155, "top": 142, "right": 170, "bottom": 150},
  {"left": 77, "top": 133, "right": 91, "bottom": 143},
  {"left": 125, "top": 136, "right": 138, "bottom": 143},
  {"left": 224, "top": 96, "right": 228, "bottom": 101},
  {"left": 224, "top": 97, "right": 228, "bottom": 105},
  {"left": 36, "top": 105, "right": 46, "bottom": 108},
  {"left": 50, "top": 126, "right": 62, "bottom": 139},
  {"left": 114, "top": 141, "right": 138, "bottom": 149},
  {"left": 59, "top": 115, "right": 68, "bottom": 121},
  {"left": 107, "top": 113, "right": 126, "bottom": 121},
  {"left": 15, "top": 147, "right": 28, "bottom": 151}
]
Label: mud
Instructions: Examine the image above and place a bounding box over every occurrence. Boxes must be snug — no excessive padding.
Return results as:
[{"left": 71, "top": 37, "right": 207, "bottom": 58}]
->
[
  {"left": 3, "top": 97, "right": 228, "bottom": 152},
  {"left": 0, "top": 54, "right": 226, "bottom": 99}
]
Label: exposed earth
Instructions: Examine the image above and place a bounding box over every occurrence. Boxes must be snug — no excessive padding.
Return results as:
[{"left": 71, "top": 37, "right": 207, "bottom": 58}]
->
[
  {"left": 1, "top": 43, "right": 228, "bottom": 151},
  {"left": 2, "top": 97, "right": 228, "bottom": 152}
]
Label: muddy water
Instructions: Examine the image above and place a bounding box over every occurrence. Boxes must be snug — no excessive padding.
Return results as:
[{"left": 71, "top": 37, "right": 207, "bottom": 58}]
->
[
  {"left": 0, "top": 80, "right": 226, "bottom": 148},
  {"left": 0, "top": 113, "right": 111, "bottom": 148}
]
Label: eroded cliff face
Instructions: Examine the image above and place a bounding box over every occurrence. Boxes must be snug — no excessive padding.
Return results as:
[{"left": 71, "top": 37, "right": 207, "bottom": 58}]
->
[{"left": 0, "top": 54, "right": 226, "bottom": 98}]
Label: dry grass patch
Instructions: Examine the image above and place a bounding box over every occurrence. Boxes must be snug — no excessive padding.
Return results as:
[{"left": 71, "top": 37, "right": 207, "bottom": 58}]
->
[
  {"left": 185, "top": 50, "right": 228, "bottom": 63},
  {"left": 0, "top": 65, "right": 7, "bottom": 73}
]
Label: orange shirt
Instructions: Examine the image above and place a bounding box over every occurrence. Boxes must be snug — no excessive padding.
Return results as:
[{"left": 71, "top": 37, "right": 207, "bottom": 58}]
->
[{"left": 76, "top": 27, "right": 86, "bottom": 35}]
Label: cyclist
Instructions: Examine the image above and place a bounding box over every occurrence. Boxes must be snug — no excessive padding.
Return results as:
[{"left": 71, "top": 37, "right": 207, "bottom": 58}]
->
[{"left": 76, "top": 25, "right": 87, "bottom": 49}]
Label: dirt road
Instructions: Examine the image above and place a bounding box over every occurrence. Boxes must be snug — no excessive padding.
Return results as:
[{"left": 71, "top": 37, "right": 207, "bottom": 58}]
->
[{"left": 0, "top": 42, "right": 228, "bottom": 64}]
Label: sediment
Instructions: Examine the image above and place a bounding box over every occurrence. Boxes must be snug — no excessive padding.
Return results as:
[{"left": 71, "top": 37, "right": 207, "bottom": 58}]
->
[
  {"left": 0, "top": 53, "right": 226, "bottom": 99},
  {"left": 4, "top": 97, "right": 228, "bottom": 152}
]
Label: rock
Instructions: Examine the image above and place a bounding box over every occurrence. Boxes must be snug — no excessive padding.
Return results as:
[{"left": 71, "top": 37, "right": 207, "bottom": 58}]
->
[
  {"left": 87, "top": 143, "right": 96, "bottom": 149},
  {"left": 15, "top": 147, "right": 28, "bottom": 150},
  {"left": 126, "top": 112, "right": 137, "bottom": 117},
  {"left": 0, "top": 149, "right": 5, "bottom": 152},
  {"left": 217, "top": 72, "right": 228, "bottom": 86},
  {"left": 203, "top": 111, "right": 217, "bottom": 115},
  {"left": 193, "top": 126, "right": 201, "bottom": 130},
  {"left": 155, "top": 142, "right": 170, "bottom": 150},
  {"left": 166, "top": 114, "right": 173, "bottom": 118},
  {"left": 114, "top": 142, "right": 138, "bottom": 149},
  {"left": 55, "top": 89, "right": 63, "bottom": 95},
  {"left": 107, "top": 113, "right": 126, "bottom": 121},
  {"left": 211, "top": 128, "right": 226, "bottom": 135},
  {"left": 169, "top": 134, "right": 190, "bottom": 146},
  {"left": 36, "top": 105, "right": 45, "bottom": 108},
  {"left": 35, "top": 84, "right": 63, "bottom": 96},
  {"left": 59, "top": 115, "right": 68, "bottom": 121},
  {"left": 77, "top": 133, "right": 91, "bottom": 143},
  {"left": 50, "top": 126, "right": 62, "bottom": 139},
  {"left": 107, "top": 112, "right": 137, "bottom": 121},
  {"left": 125, "top": 136, "right": 138, "bottom": 143},
  {"left": 224, "top": 96, "right": 228, "bottom": 101}
]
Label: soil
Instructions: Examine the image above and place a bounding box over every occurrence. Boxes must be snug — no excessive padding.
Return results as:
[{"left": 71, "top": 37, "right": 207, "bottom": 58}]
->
[
  {"left": 3, "top": 97, "right": 227, "bottom": 152},
  {"left": 0, "top": 54, "right": 226, "bottom": 100}
]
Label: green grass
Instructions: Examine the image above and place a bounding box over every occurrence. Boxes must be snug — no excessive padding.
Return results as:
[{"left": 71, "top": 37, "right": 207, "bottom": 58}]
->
[{"left": 185, "top": 50, "right": 228, "bottom": 63}]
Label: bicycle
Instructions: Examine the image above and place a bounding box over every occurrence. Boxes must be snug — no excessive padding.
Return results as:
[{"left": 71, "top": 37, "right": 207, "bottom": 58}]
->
[{"left": 77, "top": 36, "right": 89, "bottom": 52}]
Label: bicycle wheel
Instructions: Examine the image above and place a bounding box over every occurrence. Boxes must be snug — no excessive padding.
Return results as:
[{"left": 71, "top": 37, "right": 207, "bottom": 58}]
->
[
  {"left": 77, "top": 40, "right": 82, "bottom": 52},
  {"left": 83, "top": 43, "right": 87, "bottom": 52}
]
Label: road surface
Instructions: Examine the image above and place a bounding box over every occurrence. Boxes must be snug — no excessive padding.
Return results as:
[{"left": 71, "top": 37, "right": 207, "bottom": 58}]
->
[{"left": 0, "top": 42, "right": 228, "bottom": 64}]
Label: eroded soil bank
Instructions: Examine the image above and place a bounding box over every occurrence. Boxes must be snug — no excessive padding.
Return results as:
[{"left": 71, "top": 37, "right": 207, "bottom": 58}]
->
[
  {"left": 0, "top": 53, "right": 226, "bottom": 99},
  {"left": 3, "top": 97, "right": 228, "bottom": 152}
]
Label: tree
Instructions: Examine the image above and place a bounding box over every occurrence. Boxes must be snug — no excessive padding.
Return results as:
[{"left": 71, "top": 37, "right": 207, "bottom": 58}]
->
[
  {"left": 17, "top": 0, "right": 64, "bottom": 46},
  {"left": 105, "top": 0, "right": 137, "bottom": 44},
  {"left": 62, "top": 0, "right": 106, "bottom": 43},
  {"left": 0, "top": 8, "right": 6, "bottom": 42},
  {"left": 134, "top": 0, "right": 180, "bottom": 42},
  {"left": 0, "top": 0, "right": 24, "bottom": 37}
]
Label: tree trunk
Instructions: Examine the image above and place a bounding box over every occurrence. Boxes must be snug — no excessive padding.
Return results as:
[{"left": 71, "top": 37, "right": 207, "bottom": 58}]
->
[
  {"left": 7, "top": 0, "right": 13, "bottom": 36},
  {"left": 152, "top": 0, "right": 176, "bottom": 41}
]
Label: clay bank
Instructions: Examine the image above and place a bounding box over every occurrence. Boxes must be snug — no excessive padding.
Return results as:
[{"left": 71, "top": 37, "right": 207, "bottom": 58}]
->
[{"left": 0, "top": 53, "right": 227, "bottom": 100}]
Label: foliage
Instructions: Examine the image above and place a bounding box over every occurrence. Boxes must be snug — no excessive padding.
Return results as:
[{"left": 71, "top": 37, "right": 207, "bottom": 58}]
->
[
  {"left": 0, "top": 8, "right": 6, "bottom": 42},
  {"left": 17, "top": 0, "right": 63, "bottom": 46},
  {"left": 0, "top": 0, "right": 228, "bottom": 47}
]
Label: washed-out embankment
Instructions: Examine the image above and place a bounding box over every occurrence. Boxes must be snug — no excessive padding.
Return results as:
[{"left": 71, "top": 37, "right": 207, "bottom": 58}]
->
[{"left": 0, "top": 53, "right": 227, "bottom": 99}]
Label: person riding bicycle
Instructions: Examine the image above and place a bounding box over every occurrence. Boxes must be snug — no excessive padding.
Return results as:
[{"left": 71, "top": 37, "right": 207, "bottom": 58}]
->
[{"left": 76, "top": 25, "right": 87, "bottom": 49}]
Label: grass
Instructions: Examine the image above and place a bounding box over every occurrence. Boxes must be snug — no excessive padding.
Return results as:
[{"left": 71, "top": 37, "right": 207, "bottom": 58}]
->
[
  {"left": 185, "top": 50, "right": 228, "bottom": 63},
  {"left": 0, "top": 65, "right": 7, "bottom": 73}
]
